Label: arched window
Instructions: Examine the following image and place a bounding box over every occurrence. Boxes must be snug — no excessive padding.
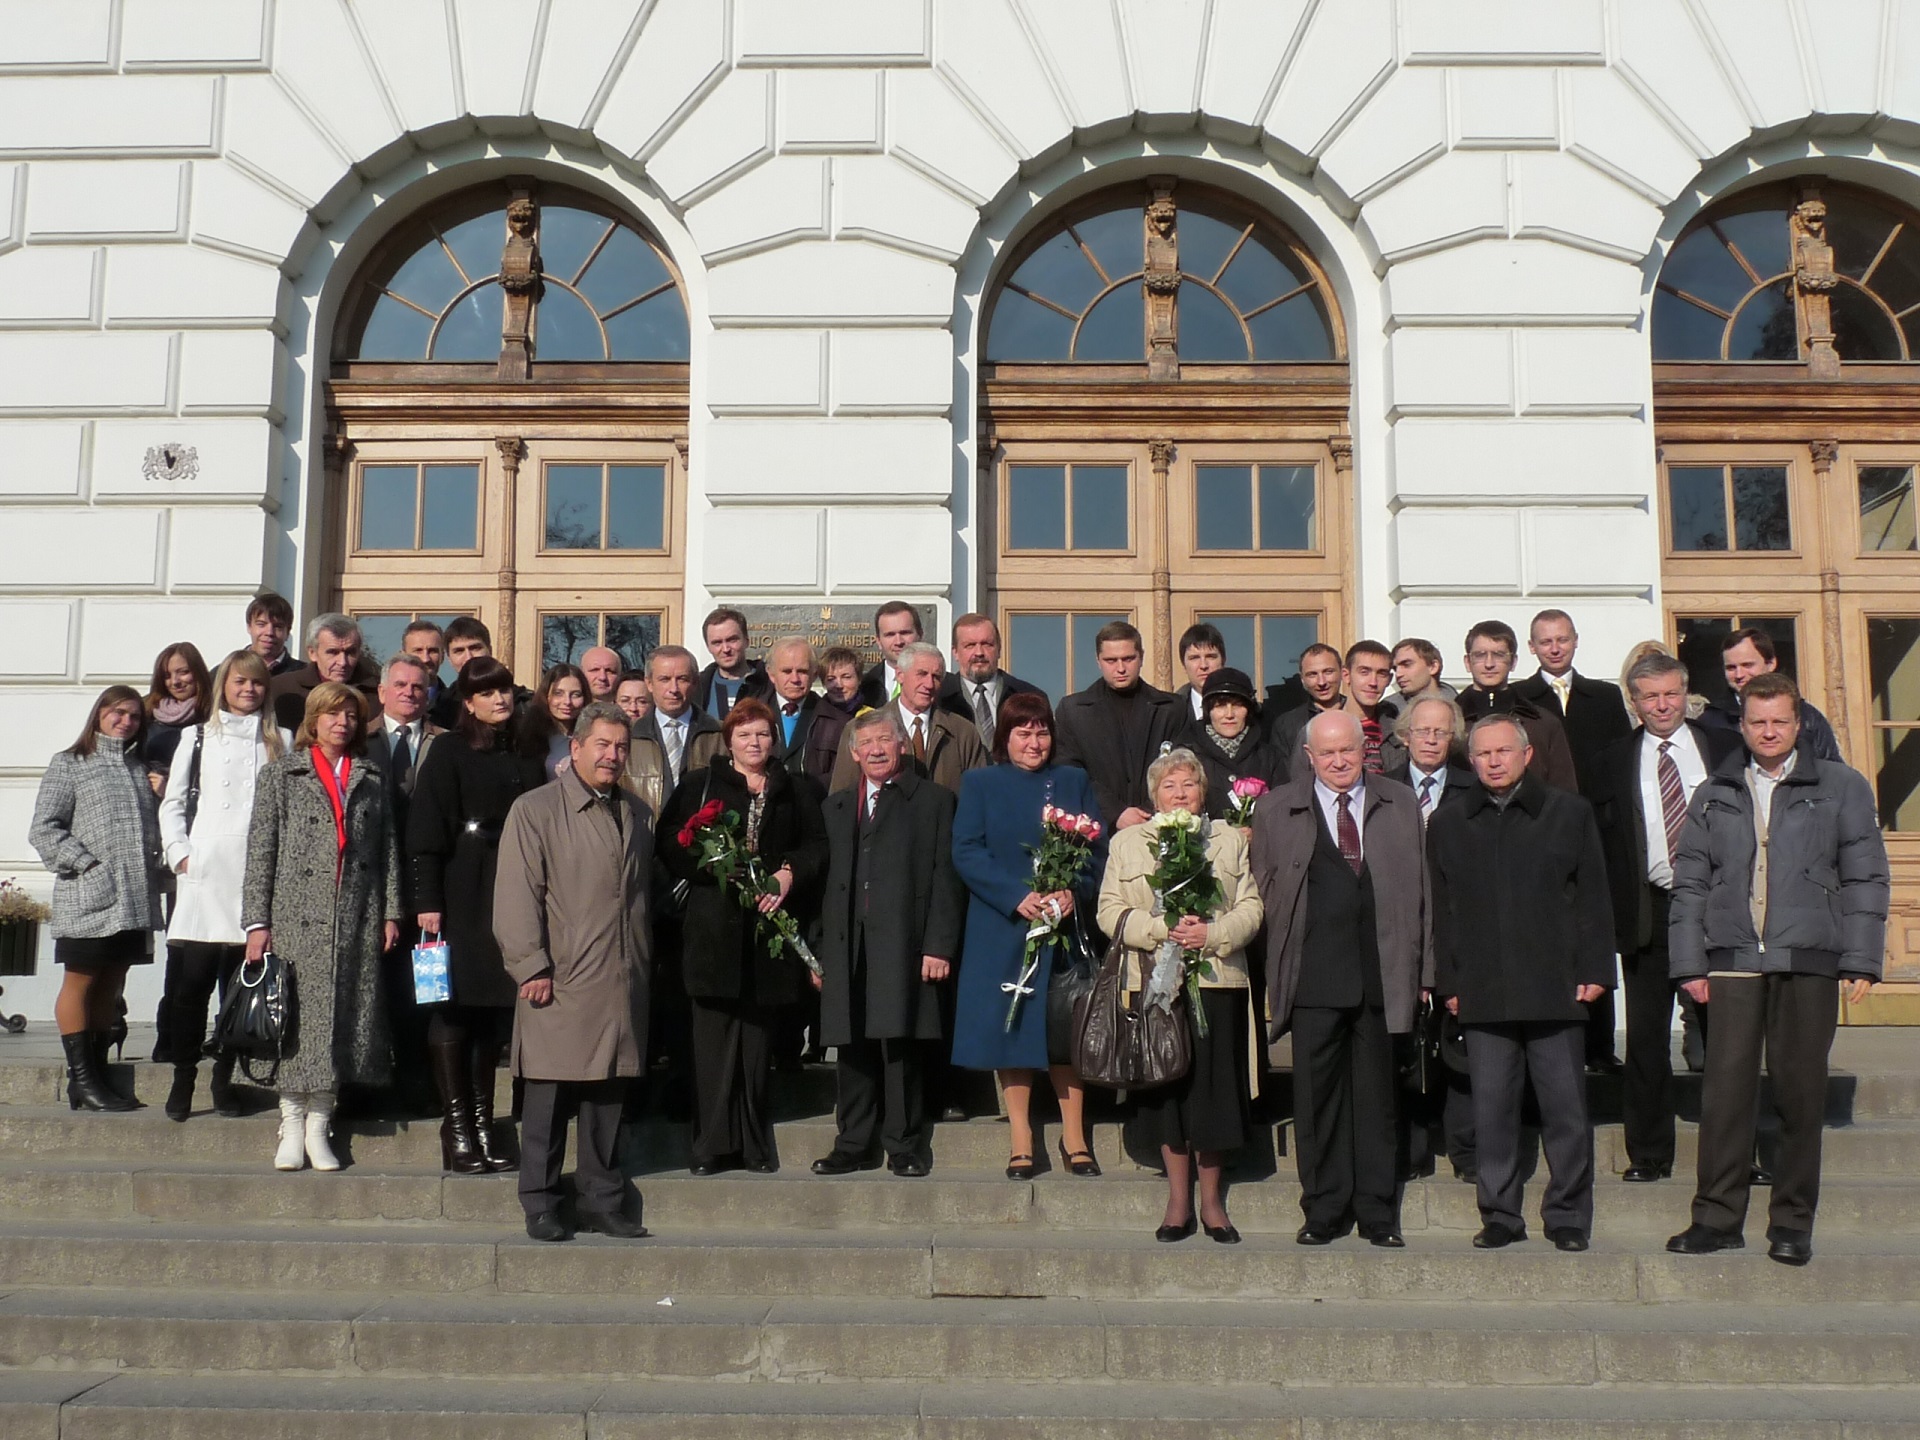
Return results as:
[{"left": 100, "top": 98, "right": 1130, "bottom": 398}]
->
[
  {"left": 326, "top": 180, "right": 690, "bottom": 677},
  {"left": 979, "top": 178, "right": 1351, "bottom": 701}
]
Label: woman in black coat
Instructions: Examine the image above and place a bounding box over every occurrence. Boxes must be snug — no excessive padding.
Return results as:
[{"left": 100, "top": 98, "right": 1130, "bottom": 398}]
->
[
  {"left": 1186, "top": 668, "right": 1289, "bottom": 823},
  {"left": 658, "top": 698, "right": 828, "bottom": 1174},
  {"left": 406, "top": 657, "right": 548, "bottom": 1175}
]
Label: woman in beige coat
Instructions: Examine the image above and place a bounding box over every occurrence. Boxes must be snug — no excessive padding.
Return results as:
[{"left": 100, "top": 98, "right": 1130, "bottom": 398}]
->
[{"left": 1097, "top": 748, "right": 1263, "bottom": 1245}]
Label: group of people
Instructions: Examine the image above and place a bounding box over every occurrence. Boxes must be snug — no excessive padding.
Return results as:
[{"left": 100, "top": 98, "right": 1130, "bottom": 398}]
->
[{"left": 26, "top": 592, "right": 1887, "bottom": 1264}]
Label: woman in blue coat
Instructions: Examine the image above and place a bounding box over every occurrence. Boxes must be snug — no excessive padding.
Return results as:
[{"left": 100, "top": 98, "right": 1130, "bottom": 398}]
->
[{"left": 951, "top": 691, "right": 1107, "bottom": 1180}]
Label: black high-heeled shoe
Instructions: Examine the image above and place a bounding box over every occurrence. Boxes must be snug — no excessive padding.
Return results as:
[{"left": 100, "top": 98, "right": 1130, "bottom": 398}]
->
[
  {"left": 107, "top": 1002, "right": 129, "bottom": 1062},
  {"left": 1005, "top": 1153, "right": 1037, "bottom": 1180},
  {"left": 1057, "top": 1139, "right": 1101, "bottom": 1177},
  {"left": 1204, "top": 1221, "right": 1241, "bottom": 1245},
  {"left": 1155, "top": 1217, "right": 1198, "bottom": 1243}
]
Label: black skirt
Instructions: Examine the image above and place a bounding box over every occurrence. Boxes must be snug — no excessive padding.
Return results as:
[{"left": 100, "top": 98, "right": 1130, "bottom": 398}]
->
[
  {"left": 1131, "top": 987, "right": 1252, "bottom": 1153},
  {"left": 55, "top": 929, "right": 153, "bottom": 972}
]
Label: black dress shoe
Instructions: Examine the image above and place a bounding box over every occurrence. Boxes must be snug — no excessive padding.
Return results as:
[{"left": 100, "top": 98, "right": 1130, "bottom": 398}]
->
[
  {"left": 1005, "top": 1154, "right": 1037, "bottom": 1180},
  {"left": 1358, "top": 1224, "right": 1405, "bottom": 1249},
  {"left": 1472, "top": 1223, "right": 1526, "bottom": 1249},
  {"left": 940, "top": 1104, "right": 968, "bottom": 1123},
  {"left": 888, "top": 1154, "right": 929, "bottom": 1177},
  {"left": 1587, "top": 1054, "right": 1625, "bottom": 1076},
  {"left": 745, "top": 1159, "right": 778, "bottom": 1174},
  {"left": 1452, "top": 1163, "right": 1478, "bottom": 1184},
  {"left": 689, "top": 1157, "right": 734, "bottom": 1176},
  {"left": 1621, "top": 1164, "right": 1672, "bottom": 1183},
  {"left": 1057, "top": 1140, "right": 1102, "bottom": 1177},
  {"left": 1546, "top": 1227, "right": 1589, "bottom": 1252},
  {"left": 1156, "top": 1218, "right": 1197, "bottom": 1243},
  {"left": 524, "top": 1211, "right": 569, "bottom": 1242},
  {"left": 1295, "top": 1223, "right": 1343, "bottom": 1246},
  {"left": 812, "top": 1149, "right": 879, "bottom": 1176},
  {"left": 577, "top": 1209, "right": 649, "bottom": 1239},
  {"left": 1204, "top": 1222, "right": 1241, "bottom": 1245},
  {"left": 1750, "top": 1164, "right": 1774, "bottom": 1187},
  {"left": 1766, "top": 1229, "right": 1812, "bottom": 1266},
  {"left": 1666, "top": 1223, "right": 1744, "bottom": 1255}
]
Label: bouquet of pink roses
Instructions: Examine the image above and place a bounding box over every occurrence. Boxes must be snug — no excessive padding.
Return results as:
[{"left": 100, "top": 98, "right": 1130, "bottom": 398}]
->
[
  {"left": 1225, "top": 776, "right": 1268, "bottom": 826},
  {"left": 1002, "top": 803, "right": 1103, "bottom": 1031}
]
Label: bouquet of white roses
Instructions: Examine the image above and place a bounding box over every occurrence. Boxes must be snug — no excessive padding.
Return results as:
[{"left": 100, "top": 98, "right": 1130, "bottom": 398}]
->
[{"left": 1142, "top": 809, "right": 1224, "bottom": 1036}]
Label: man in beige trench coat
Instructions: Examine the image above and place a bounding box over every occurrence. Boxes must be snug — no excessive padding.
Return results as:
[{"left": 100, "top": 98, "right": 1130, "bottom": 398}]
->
[{"left": 495, "top": 703, "right": 654, "bottom": 1243}]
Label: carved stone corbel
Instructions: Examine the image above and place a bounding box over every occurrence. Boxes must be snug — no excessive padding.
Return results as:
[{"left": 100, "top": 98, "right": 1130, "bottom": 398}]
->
[
  {"left": 1144, "top": 179, "right": 1180, "bottom": 383},
  {"left": 498, "top": 192, "right": 542, "bottom": 382},
  {"left": 1329, "top": 435, "right": 1354, "bottom": 473},
  {"left": 1791, "top": 185, "right": 1840, "bottom": 380}
]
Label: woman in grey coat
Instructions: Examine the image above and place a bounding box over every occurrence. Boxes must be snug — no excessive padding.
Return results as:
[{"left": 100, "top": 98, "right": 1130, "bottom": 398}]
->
[
  {"left": 242, "top": 682, "right": 401, "bottom": 1173},
  {"left": 29, "top": 685, "right": 167, "bottom": 1112}
]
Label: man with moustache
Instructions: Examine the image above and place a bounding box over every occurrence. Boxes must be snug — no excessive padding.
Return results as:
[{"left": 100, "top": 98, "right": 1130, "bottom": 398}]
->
[
  {"left": 936, "top": 613, "right": 1041, "bottom": 750},
  {"left": 830, "top": 643, "right": 986, "bottom": 795}
]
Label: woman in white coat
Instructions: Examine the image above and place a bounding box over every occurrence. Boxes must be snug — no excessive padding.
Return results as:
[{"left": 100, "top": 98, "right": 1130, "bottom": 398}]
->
[{"left": 158, "top": 649, "right": 290, "bottom": 1121}]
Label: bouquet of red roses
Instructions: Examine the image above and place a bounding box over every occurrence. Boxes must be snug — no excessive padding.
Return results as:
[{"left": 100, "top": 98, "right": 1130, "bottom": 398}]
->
[
  {"left": 676, "top": 799, "right": 821, "bottom": 977},
  {"left": 1002, "top": 803, "right": 1103, "bottom": 1032}
]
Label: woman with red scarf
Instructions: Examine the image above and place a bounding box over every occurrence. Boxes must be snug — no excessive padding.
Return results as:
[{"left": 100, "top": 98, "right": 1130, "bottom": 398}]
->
[{"left": 241, "top": 682, "right": 401, "bottom": 1173}]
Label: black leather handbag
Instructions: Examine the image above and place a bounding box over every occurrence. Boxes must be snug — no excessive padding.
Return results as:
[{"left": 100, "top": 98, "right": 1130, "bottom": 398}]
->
[
  {"left": 1044, "top": 909, "right": 1103, "bottom": 1067},
  {"left": 208, "top": 949, "right": 297, "bottom": 1084},
  {"left": 1072, "top": 909, "right": 1192, "bottom": 1091}
]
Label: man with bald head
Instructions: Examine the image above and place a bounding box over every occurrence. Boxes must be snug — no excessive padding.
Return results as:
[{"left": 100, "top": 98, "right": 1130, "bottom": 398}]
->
[
  {"left": 1251, "top": 709, "right": 1430, "bottom": 1248},
  {"left": 580, "top": 647, "right": 623, "bottom": 704}
]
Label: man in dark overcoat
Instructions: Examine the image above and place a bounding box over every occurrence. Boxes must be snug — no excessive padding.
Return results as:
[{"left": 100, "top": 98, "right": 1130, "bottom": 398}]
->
[
  {"left": 1429, "top": 712, "right": 1615, "bottom": 1252},
  {"left": 812, "top": 710, "right": 966, "bottom": 1177},
  {"left": 1052, "top": 621, "right": 1184, "bottom": 830},
  {"left": 1253, "top": 710, "right": 1431, "bottom": 1247}
]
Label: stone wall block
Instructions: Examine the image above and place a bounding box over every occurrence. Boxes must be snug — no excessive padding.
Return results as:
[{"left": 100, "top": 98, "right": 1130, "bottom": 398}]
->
[
  {"left": 0, "top": 2, "right": 114, "bottom": 72},
  {"left": 738, "top": 0, "right": 932, "bottom": 64},
  {"left": 834, "top": 155, "right": 977, "bottom": 260},
  {"left": 0, "top": 508, "right": 162, "bottom": 589},
  {"left": 1319, "top": 67, "right": 1448, "bottom": 205},
  {"left": 703, "top": 418, "right": 949, "bottom": 499},
  {"left": 1520, "top": 329, "right": 1650, "bottom": 415},
  {"left": 90, "top": 417, "right": 274, "bottom": 504},
  {"left": 707, "top": 241, "right": 955, "bottom": 324},
  {"left": 645, "top": 69, "right": 775, "bottom": 205},
  {"left": 827, "top": 503, "right": 952, "bottom": 591},
  {"left": 1360, "top": 150, "right": 1508, "bottom": 261},
  {"left": 530, "top": 0, "right": 648, "bottom": 131},
  {"left": 0, "top": 76, "right": 219, "bottom": 154},
  {"left": 0, "top": 602, "right": 75, "bottom": 679},
  {"left": 1396, "top": 506, "right": 1523, "bottom": 591},
  {"left": 1386, "top": 240, "right": 1642, "bottom": 323},
  {"left": 781, "top": 70, "right": 884, "bottom": 151},
  {"left": 1453, "top": 67, "right": 1559, "bottom": 149},
  {"left": 687, "top": 157, "right": 829, "bottom": 260},
  {"left": 887, "top": 68, "right": 1017, "bottom": 204},
  {"left": 0, "top": 422, "right": 87, "bottom": 498},
  {"left": 169, "top": 505, "right": 269, "bottom": 589},
  {"left": 1264, "top": 0, "right": 1394, "bottom": 158},
  {"left": 1388, "top": 329, "right": 1514, "bottom": 415},
  {"left": 1801, "top": 0, "right": 1885, "bottom": 118},
  {"left": 178, "top": 329, "right": 283, "bottom": 418},
  {"left": 1524, "top": 506, "right": 1653, "bottom": 589},
  {"left": 0, "top": 697, "right": 105, "bottom": 779},
  {"left": 706, "top": 330, "right": 829, "bottom": 414},
  {"left": 222, "top": 75, "right": 353, "bottom": 216},
  {"left": 932, "top": 0, "right": 1072, "bottom": 162},
  {"left": 79, "top": 598, "right": 239, "bottom": 681},
  {"left": 122, "top": 0, "right": 270, "bottom": 69},
  {"left": 1694, "top": 0, "right": 1812, "bottom": 129},
  {"left": 1390, "top": 418, "right": 1654, "bottom": 500},
  {"left": 1200, "top": 0, "right": 1313, "bottom": 129},
  {"left": 592, "top": 0, "right": 729, "bottom": 159},
  {"left": 1511, "top": 151, "right": 1662, "bottom": 259},
  {"left": 352, "top": 0, "right": 462, "bottom": 134},
  {"left": 454, "top": 0, "right": 543, "bottom": 120},
  {"left": 1116, "top": 0, "right": 1209, "bottom": 120},
  {"left": 25, "top": 161, "right": 187, "bottom": 241},
  {"left": 1613, "top": 0, "right": 1750, "bottom": 159},
  {"left": 1564, "top": 68, "right": 1701, "bottom": 203},
  {"left": 702, "top": 506, "right": 825, "bottom": 591},
  {"left": 0, "top": 333, "right": 174, "bottom": 414},
  {"left": 1403, "top": 0, "right": 1605, "bottom": 63},
  {"left": 190, "top": 160, "right": 314, "bottom": 268},
  {"left": 0, "top": 247, "right": 99, "bottom": 326},
  {"left": 270, "top": 0, "right": 406, "bottom": 164},
  {"left": 105, "top": 246, "right": 285, "bottom": 328},
  {"left": 1016, "top": 0, "right": 1130, "bottom": 128},
  {"left": 1889, "top": 3, "right": 1920, "bottom": 128},
  {"left": 833, "top": 328, "right": 951, "bottom": 414}
]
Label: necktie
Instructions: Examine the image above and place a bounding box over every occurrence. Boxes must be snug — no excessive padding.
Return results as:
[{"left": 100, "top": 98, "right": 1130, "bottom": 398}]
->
[
  {"left": 390, "top": 724, "right": 411, "bottom": 778},
  {"left": 662, "top": 718, "right": 683, "bottom": 780},
  {"left": 910, "top": 713, "right": 926, "bottom": 763},
  {"left": 1336, "top": 791, "right": 1362, "bottom": 874},
  {"left": 1657, "top": 740, "right": 1688, "bottom": 865},
  {"left": 974, "top": 684, "right": 994, "bottom": 748},
  {"left": 1418, "top": 774, "right": 1436, "bottom": 824},
  {"left": 1551, "top": 674, "right": 1571, "bottom": 713},
  {"left": 783, "top": 701, "right": 800, "bottom": 717}
]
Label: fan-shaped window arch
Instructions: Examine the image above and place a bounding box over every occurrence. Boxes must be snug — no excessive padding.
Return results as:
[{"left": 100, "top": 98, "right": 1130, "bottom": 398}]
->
[
  {"left": 339, "top": 184, "right": 689, "bottom": 369},
  {"left": 985, "top": 186, "right": 1343, "bottom": 367},
  {"left": 1654, "top": 181, "right": 1920, "bottom": 366}
]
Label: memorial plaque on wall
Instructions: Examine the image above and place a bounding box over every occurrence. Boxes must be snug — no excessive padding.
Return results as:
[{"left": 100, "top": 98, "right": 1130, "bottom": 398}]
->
[{"left": 738, "top": 604, "right": 937, "bottom": 671}]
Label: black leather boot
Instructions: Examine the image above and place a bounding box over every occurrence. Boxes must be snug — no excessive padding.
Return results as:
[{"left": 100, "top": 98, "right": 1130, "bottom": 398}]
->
[
  {"left": 208, "top": 1054, "right": 242, "bottom": 1117},
  {"left": 64, "top": 1031, "right": 134, "bottom": 1112},
  {"left": 470, "top": 1038, "right": 517, "bottom": 1173},
  {"left": 165, "top": 1066, "right": 195, "bottom": 1122},
  {"left": 429, "top": 1038, "right": 486, "bottom": 1174},
  {"left": 88, "top": 1031, "right": 139, "bottom": 1109}
]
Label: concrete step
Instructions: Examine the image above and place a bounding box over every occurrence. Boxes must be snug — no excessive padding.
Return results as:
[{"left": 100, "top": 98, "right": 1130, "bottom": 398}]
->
[
  {"left": 1, "top": 1289, "right": 1917, "bottom": 1387},
  {"left": 4, "top": 1158, "right": 1917, "bottom": 1237},
  {"left": 12, "top": 1372, "right": 1920, "bottom": 1440},
  {"left": 6, "top": 1219, "right": 1920, "bottom": 1303}
]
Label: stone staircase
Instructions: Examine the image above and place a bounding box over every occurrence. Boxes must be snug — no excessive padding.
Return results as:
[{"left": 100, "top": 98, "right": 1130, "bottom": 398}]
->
[{"left": 0, "top": 1030, "right": 1917, "bottom": 1438}]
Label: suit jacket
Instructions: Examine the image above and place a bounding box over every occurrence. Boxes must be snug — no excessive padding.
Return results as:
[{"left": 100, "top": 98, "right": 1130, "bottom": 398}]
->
[
  {"left": 1513, "top": 670, "right": 1632, "bottom": 794},
  {"left": 936, "top": 669, "right": 1043, "bottom": 739},
  {"left": 1381, "top": 759, "right": 1476, "bottom": 824},
  {"left": 364, "top": 717, "right": 443, "bottom": 913},
  {"left": 1051, "top": 680, "right": 1186, "bottom": 825},
  {"left": 817, "top": 771, "right": 966, "bottom": 1046},
  {"left": 829, "top": 701, "right": 987, "bottom": 795},
  {"left": 1267, "top": 698, "right": 1341, "bottom": 763},
  {"left": 769, "top": 691, "right": 848, "bottom": 789},
  {"left": 268, "top": 661, "right": 382, "bottom": 734},
  {"left": 1249, "top": 774, "right": 1433, "bottom": 1037},
  {"left": 1588, "top": 720, "right": 1743, "bottom": 953},
  {"left": 691, "top": 660, "right": 775, "bottom": 721},
  {"left": 624, "top": 708, "right": 724, "bottom": 819},
  {"left": 857, "top": 659, "right": 895, "bottom": 710},
  {"left": 1458, "top": 685, "right": 1580, "bottom": 793}
]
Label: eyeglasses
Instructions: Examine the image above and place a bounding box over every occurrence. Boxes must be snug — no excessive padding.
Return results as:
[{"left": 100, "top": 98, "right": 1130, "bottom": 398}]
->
[
  {"left": 1468, "top": 650, "right": 1512, "bottom": 664},
  {"left": 1407, "top": 727, "right": 1452, "bottom": 741}
]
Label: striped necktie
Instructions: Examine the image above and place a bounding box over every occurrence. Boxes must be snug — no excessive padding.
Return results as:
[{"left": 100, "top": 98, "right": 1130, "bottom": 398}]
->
[{"left": 1657, "top": 740, "right": 1689, "bottom": 861}]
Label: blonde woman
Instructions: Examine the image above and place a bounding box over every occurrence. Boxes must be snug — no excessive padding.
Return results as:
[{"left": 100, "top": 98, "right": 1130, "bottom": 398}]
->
[{"left": 1097, "top": 748, "right": 1264, "bottom": 1244}]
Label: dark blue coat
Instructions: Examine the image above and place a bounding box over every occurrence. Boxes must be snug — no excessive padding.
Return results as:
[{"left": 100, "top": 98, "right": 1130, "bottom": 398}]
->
[{"left": 950, "top": 762, "right": 1106, "bottom": 1071}]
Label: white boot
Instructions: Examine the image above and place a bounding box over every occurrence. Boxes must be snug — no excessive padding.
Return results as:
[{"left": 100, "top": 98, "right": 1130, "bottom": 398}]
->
[
  {"left": 304, "top": 1091, "right": 340, "bottom": 1172},
  {"left": 274, "top": 1094, "right": 307, "bottom": 1171}
]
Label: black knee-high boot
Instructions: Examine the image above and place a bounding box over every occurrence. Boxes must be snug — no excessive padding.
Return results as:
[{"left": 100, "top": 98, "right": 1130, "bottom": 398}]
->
[
  {"left": 64, "top": 1032, "right": 134, "bottom": 1112},
  {"left": 429, "top": 1038, "right": 486, "bottom": 1174},
  {"left": 470, "top": 1036, "right": 516, "bottom": 1172}
]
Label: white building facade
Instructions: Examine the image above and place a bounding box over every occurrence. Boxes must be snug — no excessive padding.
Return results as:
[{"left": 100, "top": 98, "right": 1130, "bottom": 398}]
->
[{"left": 3, "top": 0, "right": 1919, "bottom": 1014}]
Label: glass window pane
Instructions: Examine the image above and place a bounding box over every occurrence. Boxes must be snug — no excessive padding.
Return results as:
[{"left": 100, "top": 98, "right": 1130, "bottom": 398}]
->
[
  {"left": 1072, "top": 614, "right": 1129, "bottom": 692},
  {"left": 1196, "top": 466, "right": 1253, "bottom": 550},
  {"left": 1869, "top": 617, "right": 1920, "bottom": 725},
  {"left": 1731, "top": 465, "right": 1791, "bottom": 551},
  {"left": 986, "top": 289, "right": 1075, "bottom": 361},
  {"left": 384, "top": 239, "right": 467, "bottom": 314},
  {"left": 1197, "top": 614, "right": 1256, "bottom": 678},
  {"left": 1668, "top": 466, "right": 1729, "bottom": 551},
  {"left": 1248, "top": 290, "right": 1335, "bottom": 362},
  {"left": 1874, "top": 228, "right": 1920, "bottom": 315},
  {"left": 429, "top": 283, "right": 503, "bottom": 361},
  {"left": 1874, "top": 726, "right": 1920, "bottom": 832},
  {"left": 1008, "top": 465, "right": 1067, "bottom": 549},
  {"left": 1070, "top": 207, "right": 1142, "bottom": 288},
  {"left": 606, "top": 464, "right": 666, "bottom": 550},
  {"left": 1727, "top": 279, "right": 1798, "bottom": 361},
  {"left": 1175, "top": 211, "right": 1242, "bottom": 287},
  {"left": 1830, "top": 282, "right": 1904, "bottom": 362},
  {"left": 545, "top": 464, "right": 602, "bottom": 549},
  {"left": 415, "top": 613, "right": 464, "bottom": 686},
  {"left": 1072, "top": 285, "right": 1144, "bottom": 361},
  {"left": 440, "top": 212, "right": 503, "bottom": 290},
  {"left": 577, "top": 223, "right": 673, "bottom": 314},
  {"left": 1215, "top": 234, "right": 1305, "bottom": 315},
  {"left": 605, "top": 291, "right": 690, "bottom": 361},
  {"left": 536, "top": 284, "right": 604, "bottom": 361},
  {"left": 1711, "top": 204, "right": 1790, "bottom": 281},
  {"left": 1259, "top": 465, "right": 1316, "bottom": 550},
  {"left": 603, "top": 614, "right": 662, "bottom": 672},
  {"left": 1008, "top": 613, "right": 1068, "bottom": 705},
  {"left": 1825, "top": 197, "right": 1898, "bottom": 281},
  {"left": 1651, "top": 287, "right": 1728, "bottom": 361},
  {"left": 1070, "top": 465, "right": 1129, "bottom": 550},
  {"left": 359, "top": 465, "right": 416, "bottom": 550},
  {"left": 358, "top": 295, "right": 436, "bottom": 360},
  {"left": 1860, "top": 465, "right": 1918, "bottom": 552},
  {"left": 1675, "top": 616, "right": 1734, "bottom": 709},
  {"left": 420, "top": 463, "right": 478, "bottom": 550},
  {"left": 1660, "top": 226, "right": 1758, "bottom": 315},
  {"left": 1008, "top": 230, "right": 1107, "bottom": 313},
  {"left": 542, "top": 613, "right": 599, "bottom": 671},
  {"left": 535, "top": 206, "right": 613, "bottom": 289},
  {"left": 355, "top": 615, "right": 411, "bottom": 668},
  {"left": 1177, "top": 283, "right": 1247, "bottom": 362},
  {"left": 1260, "top": 615, "right": 1319, "bottom": 684},
  {"left": 1750, "top": 617, "right": 1799, "bottom": 683}
]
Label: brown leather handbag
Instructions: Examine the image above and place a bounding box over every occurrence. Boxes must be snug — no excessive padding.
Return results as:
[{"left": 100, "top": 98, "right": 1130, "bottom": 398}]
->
[{"left": 1072, "top": 908, "right": 1192, "bottom": 1090}]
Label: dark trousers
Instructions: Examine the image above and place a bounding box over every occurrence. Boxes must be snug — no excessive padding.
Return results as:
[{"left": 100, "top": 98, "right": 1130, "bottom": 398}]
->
[
  {"left": 1692, "top": 972, "right": 1836, "bottom": 1237},
  {"left": 1620, "top": 887, "right": 1680, "bottom": 1169},
  {"left": 1291, "top": 1004, "right": 1399, "bottom": 1230},
  {"left": 1466, "top": 1020, "right": 1593, "bottom": 1235},
  {"left": 166, "top": 941, "right": 242, "bottom": 1065},
  {"left": 690, "top": 995, "right": 778, "bottom": 1166},
  {"left": 518, "top": 1077, "right": 628, "bottom": 1220},
  {"left": 836, "top": 1037, "right": 926, "bottom": 1161},
  {"left": 380, "top": 929, "right": 434, "bottom": 1110},
  {"left": 1584, "top": 976, "right": 1620, "bottom": 1064}
]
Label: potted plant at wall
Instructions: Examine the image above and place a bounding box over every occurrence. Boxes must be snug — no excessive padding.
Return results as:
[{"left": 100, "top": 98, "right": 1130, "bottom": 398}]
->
[{"left": 0, "top": 879, "right": 49, "bottom": 1035}]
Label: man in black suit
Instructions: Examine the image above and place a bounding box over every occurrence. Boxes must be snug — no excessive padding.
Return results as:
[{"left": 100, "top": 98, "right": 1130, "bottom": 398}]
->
[
  {"left": 1171, "top": 622, "right": 1227, "bottom": 731},
  {"left": 811, "top": 710, "right": 967, "bottom": 1177},
  {"left": 1051, "top": 621, "right": 1185, "bottom": 831},
  {"left": 1590, "top": 651, "right": 1742, "bottom": 1183},
  {"left": 690, "top": 607, "right": 774, "bottom": 721},
  {"left": 1267, "top": 642, "right": 1346, "bottom": 757},
  {"left": 936, "top": 612, "right": 1041, "bottom": 750},
  {"left": 857, "top": 600, "right": 927, "bottom": 708},
  {"left": 764, "top": 636, "right": 845, "bottom": 790},
  {"left": 1456, "top": 620, "right": 1580, "bottom": 793},
  {"left": 1513, "top": 609, "right": 1634, "bottom": 1075}
]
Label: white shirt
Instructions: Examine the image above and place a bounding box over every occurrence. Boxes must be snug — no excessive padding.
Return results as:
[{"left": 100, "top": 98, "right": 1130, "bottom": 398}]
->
[
  {"left": 862, "top": 777, "right": 892, "bottom": 816},
  {"left": 1542, "top": 667, "right": 1574, "bottom": 712},
  {"left": 968, "top": 675, "right": 1004, "bottom": 716},
  {"left": 1313, "top": 778, "right": 1365, "bottom": 857},
  {"left": 382, "top": 713, "right": 420, "bottom": 752},
  {"left": 1749, "top": 749, "right": 1799, "bottom": 824},
  {"left": 1639, "top": 724, "right": 1707, "bottom": 888},
  {"left": 1189, "top": 687, "right": 1205, "bottom": 720},
  {"left": 657, "top": 710, "right": 687, "bottom": 768}
]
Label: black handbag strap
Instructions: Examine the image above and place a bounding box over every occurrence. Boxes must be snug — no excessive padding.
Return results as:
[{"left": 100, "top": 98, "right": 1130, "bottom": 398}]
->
[{"left": 181, "top": 725, "right": 205, "bottom": 835}]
